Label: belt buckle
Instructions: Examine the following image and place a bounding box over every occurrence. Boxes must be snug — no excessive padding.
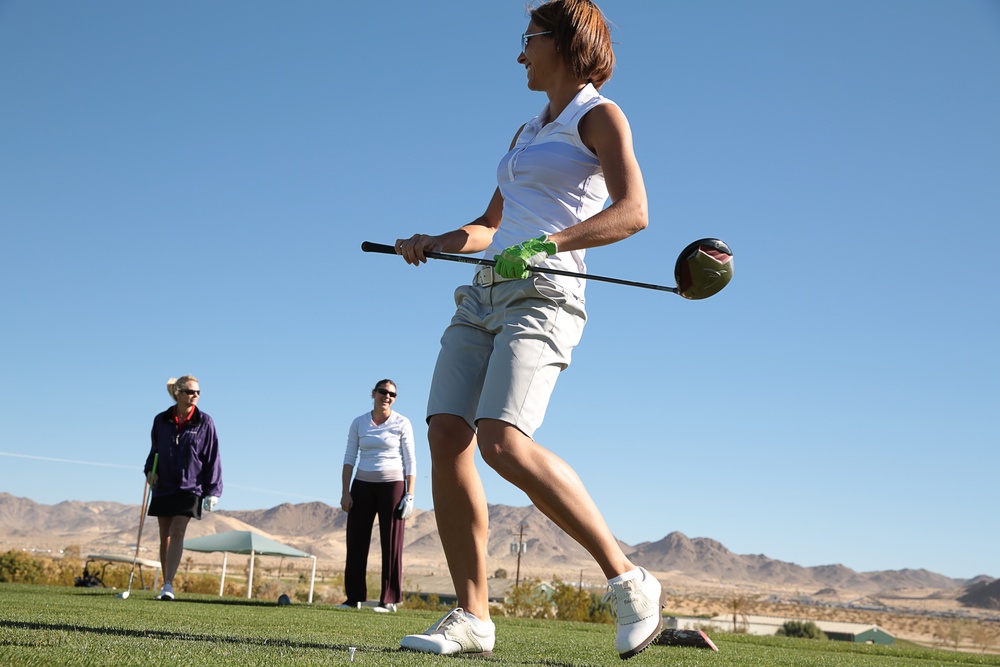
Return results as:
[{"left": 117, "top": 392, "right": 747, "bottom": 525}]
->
[{"left": 476, "top": 266, "right": 496, "bottom": 287}]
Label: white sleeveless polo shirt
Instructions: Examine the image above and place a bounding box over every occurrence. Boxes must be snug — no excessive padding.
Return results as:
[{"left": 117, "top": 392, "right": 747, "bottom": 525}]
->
[{"left": 487, "top": 83, "right": 620, "bottom": 297}]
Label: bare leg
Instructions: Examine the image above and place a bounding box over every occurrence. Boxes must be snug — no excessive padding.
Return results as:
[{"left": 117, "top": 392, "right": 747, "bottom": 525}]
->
[
  {"left": 156, "top": 515, "right": 191, "bottom": 585},
  {"left": 477, "top": 418, "right": 634, "bottom": 579},
  {"left": 157, "top": 516, "right": 170, "bottom": 572},
  {"left": 428, "top": 414, "right": 492, "bottom": 621}
]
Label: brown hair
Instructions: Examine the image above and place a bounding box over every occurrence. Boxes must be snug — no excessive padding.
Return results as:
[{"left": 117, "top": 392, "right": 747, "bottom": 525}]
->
[
  {"left": 372, "top": 379, "right": 396, "bottom": 393},
  {"left": 530, "top": 0, "right": 615, "bottom": 89}
]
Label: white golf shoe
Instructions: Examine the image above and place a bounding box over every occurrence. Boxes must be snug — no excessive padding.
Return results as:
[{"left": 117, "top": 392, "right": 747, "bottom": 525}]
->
[
  {"left": 155, "top": 582, "right": 175, "bottom": 601},
  {"left": 400, "top": 608, "right": 495, "bottom": 656},
  {"left": 606, "top": 567, "right": 662, "bottom": 659}
]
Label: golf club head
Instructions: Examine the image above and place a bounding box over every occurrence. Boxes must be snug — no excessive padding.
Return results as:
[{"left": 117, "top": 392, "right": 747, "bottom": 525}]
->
[
  {"left": 674, "top": 238, "right": 733, "bottom": 300},
  {"left": 116, "top": 590, "right": 130, "bottom": 599}
]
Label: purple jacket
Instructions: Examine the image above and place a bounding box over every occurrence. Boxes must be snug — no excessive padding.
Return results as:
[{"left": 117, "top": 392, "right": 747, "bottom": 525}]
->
[{"left": 145, "top": 406, "right": 223, "bottom": 499}]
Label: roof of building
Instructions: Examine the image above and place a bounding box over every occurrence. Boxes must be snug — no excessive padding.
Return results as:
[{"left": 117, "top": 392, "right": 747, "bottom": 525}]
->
[{"left": 704, "top": 614, "right": 892, "bottom": 636}]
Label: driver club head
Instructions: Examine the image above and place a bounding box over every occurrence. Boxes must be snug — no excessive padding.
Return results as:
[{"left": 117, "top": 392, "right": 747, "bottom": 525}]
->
[{"left": 674, "top": 238, "right": 734, "bottom": 300}]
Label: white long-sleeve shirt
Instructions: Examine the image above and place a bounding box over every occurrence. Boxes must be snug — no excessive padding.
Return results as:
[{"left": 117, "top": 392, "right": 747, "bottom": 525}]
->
[{"left": 344, "top": 411, "right": 416, "bottom": 483}]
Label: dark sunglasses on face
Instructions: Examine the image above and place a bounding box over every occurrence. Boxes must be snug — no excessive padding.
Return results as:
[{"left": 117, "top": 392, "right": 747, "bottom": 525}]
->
[
  {"left": 376, "top": 388, "right": 396, "bottom": 398},
  {"left": 181, "top": 389, "right": 201, "bottom": 396}
]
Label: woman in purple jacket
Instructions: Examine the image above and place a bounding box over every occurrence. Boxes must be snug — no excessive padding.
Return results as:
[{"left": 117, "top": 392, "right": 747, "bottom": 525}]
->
[{"left": 144, "top": 375, "right": 223, "bottom": 601}]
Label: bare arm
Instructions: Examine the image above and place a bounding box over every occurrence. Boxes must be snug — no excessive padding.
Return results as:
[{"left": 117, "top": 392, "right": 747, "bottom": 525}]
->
[
  {"left": 547, "top": 104, "right": 648, "bottom": 252},
  {"left": 394, "top": 126, "right": 530, "bottom": 265},
  {"left": 394, "top": 190, "right": 503, "bottom": 265}
]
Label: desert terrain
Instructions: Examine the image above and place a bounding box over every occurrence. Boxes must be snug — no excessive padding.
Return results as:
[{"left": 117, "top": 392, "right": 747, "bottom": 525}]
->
[{"left": 2, "top": 493, "right": 997, "bottom": 652}]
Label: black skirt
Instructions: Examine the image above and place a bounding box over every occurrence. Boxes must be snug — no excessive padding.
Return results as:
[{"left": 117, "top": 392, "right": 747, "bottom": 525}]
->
[{"left": 148, "top": 492, "right": 203, "bottom": 519}]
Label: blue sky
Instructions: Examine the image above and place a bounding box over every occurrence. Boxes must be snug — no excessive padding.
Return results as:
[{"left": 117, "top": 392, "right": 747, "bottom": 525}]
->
[{"left": 1, "top": 1, "right": 997, "bottom": 581}]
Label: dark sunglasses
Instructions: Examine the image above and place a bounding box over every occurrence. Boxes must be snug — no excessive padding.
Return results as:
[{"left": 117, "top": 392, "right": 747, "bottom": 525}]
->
[
  {"left": 181, "top": 389, "right": 201, "bottom": 396},
  {"left": 376, "top": 388, "right": 397, "bottom": 398}
]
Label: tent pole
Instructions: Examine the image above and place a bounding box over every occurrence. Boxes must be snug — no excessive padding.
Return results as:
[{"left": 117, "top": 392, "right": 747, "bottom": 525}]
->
[
  {"left": 309, "top": 555, "right": 317, "bottom": 604},
  {"left": 247, "top": 549, "right": 255, "bottom": 599}
]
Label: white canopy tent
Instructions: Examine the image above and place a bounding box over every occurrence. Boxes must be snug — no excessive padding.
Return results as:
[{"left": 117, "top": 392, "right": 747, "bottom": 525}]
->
[{"left": 183, "top": 530, "right": 317, "bottom": 603}]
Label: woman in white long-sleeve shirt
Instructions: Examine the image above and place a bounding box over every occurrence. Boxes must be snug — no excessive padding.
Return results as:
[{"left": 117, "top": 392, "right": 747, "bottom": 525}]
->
[{"left": 340, "top": 379, "right": 416, "bottom": 612}]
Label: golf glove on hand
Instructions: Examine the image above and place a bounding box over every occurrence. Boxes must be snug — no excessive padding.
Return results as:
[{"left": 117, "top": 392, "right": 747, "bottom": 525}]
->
[
  {"left": 396, "top": 493, "right": 414, "bottom": 520},
  {"left": 202, "top": 496, "right": 219, "bottom": 512},
  {"left": 494, "top": 236, "right": 557, "bottom": 280}
]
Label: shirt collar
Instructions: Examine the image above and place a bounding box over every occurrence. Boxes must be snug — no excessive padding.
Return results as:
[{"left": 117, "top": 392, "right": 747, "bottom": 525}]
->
[
  {"left": 533, "top": 83, "right": 602, "bottom": 130},
  {"left": 174, "top": 406, "right": 198, "bottom": 426}
]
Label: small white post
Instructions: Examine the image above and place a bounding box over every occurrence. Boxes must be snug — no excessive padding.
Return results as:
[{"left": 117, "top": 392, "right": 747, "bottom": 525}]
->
[
  {"left": 308, "top": 555, "right": 317, "bottom": 604},
  {"left": 219, "top": 552, "right": 228, "bottom": 597},
  {"left": 247, "top": 549, "right": 255, "bottom": 599}
]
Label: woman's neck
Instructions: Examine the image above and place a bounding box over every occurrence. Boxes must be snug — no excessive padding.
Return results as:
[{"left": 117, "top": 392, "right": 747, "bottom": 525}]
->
[
  {"left": 371, "top": 408, "right": 391, "bottom": 425},
  {"left": 543, "top": 81, "right": 586, "bottom": 124}
]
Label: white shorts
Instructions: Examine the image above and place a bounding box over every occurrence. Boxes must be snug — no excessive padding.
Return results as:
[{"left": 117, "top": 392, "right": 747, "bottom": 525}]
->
[{"left": 426, "top": 276, "right": 587, "bottom": 438}]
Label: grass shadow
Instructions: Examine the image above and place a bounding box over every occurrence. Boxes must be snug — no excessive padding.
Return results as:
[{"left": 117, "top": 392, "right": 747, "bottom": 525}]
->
[{"left": 0, "top": 619, "right": 397, "bottom": 655}]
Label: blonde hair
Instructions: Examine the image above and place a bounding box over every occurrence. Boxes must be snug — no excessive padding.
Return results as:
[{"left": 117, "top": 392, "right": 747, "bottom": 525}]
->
[{"left": 166, "top": 375, "right": 199, "bottom": 401}]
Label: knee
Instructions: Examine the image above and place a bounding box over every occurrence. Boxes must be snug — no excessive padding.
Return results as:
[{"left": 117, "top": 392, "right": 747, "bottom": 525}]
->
[
  {"left": 476, "top": 421, "right": 518, "bottom": 477},
  {"left": 479, "top": 444, "right": 507, "bottom": 474},
  {"left": 427, "top": 415, "right": 474, "bottom": 461},
  {"left": 167, "top": 521, "right": 190, "bottom": 541}
]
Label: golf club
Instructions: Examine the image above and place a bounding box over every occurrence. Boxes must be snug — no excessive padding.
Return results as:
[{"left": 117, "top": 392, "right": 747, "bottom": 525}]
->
[
  {"left": 117, "top": 453, "right": 157, "bottom": 599},
  {"left": 361, "top": 238, "right": 733, "bottom": 299}
]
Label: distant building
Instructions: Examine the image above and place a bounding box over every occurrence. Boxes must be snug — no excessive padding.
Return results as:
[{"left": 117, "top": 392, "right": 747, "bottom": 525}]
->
[{"left": 666, "top": 614, "right": 895, "bottom": 645}]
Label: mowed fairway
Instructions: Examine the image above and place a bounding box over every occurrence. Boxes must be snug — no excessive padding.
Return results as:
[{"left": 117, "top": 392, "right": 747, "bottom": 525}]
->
[{"left": 2, "top": 585, "right": 999, "bottom": 666}]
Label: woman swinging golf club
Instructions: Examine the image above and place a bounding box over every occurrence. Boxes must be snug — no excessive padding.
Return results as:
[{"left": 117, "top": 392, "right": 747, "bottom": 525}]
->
[
  {"left": 144, "top": 375, "right": 223, "bottom": 601},
  {"left": 393, "top": 0, "right": 662, "bottom": 659}
]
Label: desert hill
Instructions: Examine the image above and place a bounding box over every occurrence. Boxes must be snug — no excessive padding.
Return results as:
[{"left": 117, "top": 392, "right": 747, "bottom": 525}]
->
[
  {"left": 959, "top": 578, "right": 1000, "bottom": 611},
  {"left": 0, "top": 492, "right": 983, "bottom": 604}
]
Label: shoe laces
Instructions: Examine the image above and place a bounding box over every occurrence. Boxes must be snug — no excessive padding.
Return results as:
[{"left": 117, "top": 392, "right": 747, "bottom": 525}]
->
[
  {"left": 432, "top": 608, "right": 467, "bottom": 635},
  {"left": 603, "top": 578, "right": 648, "bottom": 622},
  {"left": 603, "top": 578, "right": 634, "bottom": 606}
]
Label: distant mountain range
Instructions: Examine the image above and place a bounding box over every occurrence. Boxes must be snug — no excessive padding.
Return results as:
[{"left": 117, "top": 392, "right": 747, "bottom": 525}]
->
[{"left": 1, "top": 492, "right": 993, "bottom": 606}]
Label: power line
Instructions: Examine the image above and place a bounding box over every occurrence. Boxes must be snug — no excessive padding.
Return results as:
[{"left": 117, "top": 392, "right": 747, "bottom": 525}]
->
[
  {"left": 0, "top": 451, "right": 136, "bottom": 470},
  {"left": 0, "top": 451, "right": 335, "bottom": 505}
]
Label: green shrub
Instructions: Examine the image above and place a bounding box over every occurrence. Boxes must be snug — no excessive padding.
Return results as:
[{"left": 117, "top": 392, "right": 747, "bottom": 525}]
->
[
  {"left": 503, "top": 577, "right": 552, "bottom": 619},
  {"left": 587, "top": 590, "right": 615, "bottom": 624},
  {"left": 403, "top": 591, "right": 449, "bottom": 611},
  {"left": 176, "top": 573, "right": 225, "bottom": 595},
  {"left": 0, "top": 550, "right": 43, "bottom": 583},
  {"left": 777, "top": 620, "right": 827, "bottom": 640},
  {"left": 549, "top": 577, "right": 592, "bottom": 622}
]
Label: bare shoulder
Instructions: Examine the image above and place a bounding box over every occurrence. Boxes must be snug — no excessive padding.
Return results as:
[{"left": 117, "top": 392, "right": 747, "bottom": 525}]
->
[{"left": 578, "top": 102, "right": 632, "bottom": 154}]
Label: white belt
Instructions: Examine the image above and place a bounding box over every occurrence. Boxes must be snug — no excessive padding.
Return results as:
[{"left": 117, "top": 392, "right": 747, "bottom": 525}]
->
[{"left": 473, "top": 266, "right": 514, "bottom": 287}]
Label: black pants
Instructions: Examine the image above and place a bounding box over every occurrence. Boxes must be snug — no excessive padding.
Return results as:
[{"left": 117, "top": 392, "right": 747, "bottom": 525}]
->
[{"left": 344, "top": 479, "right": 406, "bottom": 605}]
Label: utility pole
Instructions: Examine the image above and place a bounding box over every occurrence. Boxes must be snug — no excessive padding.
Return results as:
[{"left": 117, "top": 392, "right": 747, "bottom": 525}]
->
[{"left": 511, "top": 524, "right": 528, "bottom": 587}]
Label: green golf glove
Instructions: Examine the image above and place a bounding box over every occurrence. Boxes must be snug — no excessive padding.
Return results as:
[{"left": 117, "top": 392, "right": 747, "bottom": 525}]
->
[{"left": 494, "top": 236, "right": 558, "bottom": 279}]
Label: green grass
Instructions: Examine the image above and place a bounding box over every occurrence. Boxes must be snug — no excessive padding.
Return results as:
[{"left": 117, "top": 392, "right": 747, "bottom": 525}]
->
[{"left": 2, "top": 584, "right": 999, "bottom": 666}]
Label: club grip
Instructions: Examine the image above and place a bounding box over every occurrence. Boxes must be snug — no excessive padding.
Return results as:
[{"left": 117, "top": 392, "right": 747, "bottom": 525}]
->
[{"left": 361, "top": 241, "right": 397, "bottom": 255}]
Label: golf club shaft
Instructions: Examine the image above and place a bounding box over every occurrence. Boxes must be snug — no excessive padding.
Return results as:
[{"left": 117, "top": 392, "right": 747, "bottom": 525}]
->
[
  {"left": 361, "top": 241, "right": 680, "bottom": 294},
  {"left": 125, "top": 454, "right": 157, "bottom": 593}
]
